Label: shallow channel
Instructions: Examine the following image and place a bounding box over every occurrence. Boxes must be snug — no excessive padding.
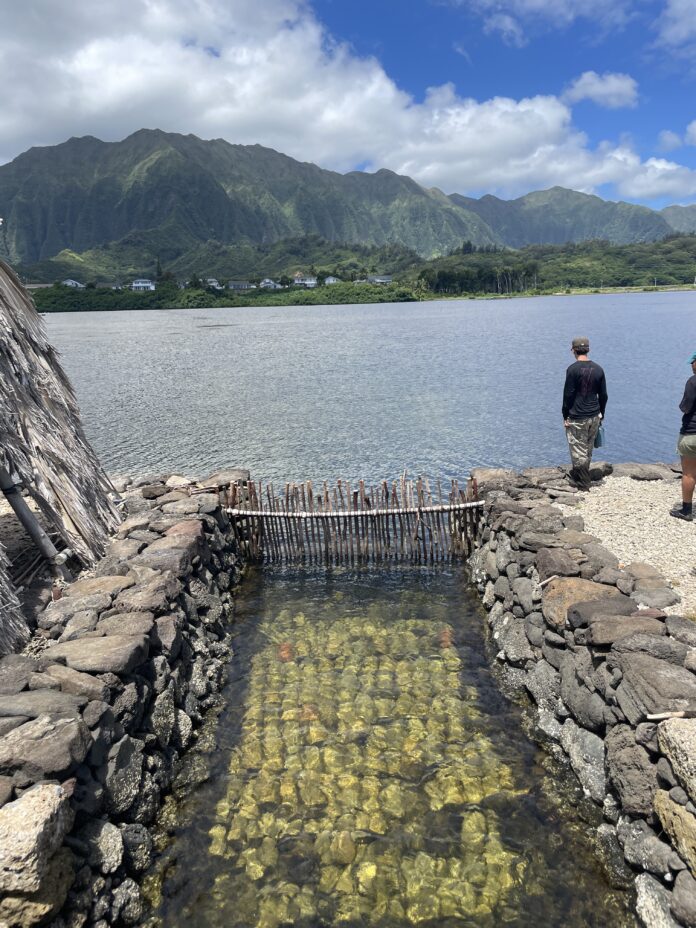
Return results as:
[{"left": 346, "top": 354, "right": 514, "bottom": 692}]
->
[{"left": 153, "top": 568, "right": 633, "bottom": 927}]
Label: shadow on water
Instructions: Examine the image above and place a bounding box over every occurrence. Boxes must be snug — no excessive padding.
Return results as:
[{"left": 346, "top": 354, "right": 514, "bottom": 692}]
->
[{"left": 150, "top": 567, "right": 634, "bottom": 928}]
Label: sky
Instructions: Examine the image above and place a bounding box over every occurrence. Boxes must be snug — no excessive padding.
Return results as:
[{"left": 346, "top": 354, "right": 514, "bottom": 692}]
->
[{"left": 2, "top": 0, "right": 696, "bottom": 206}]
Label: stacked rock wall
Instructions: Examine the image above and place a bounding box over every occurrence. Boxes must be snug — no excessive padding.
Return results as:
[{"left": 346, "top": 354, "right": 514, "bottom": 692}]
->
[
  {"left": 0, "top": 472, "right": 247, "bottom": 928},
  {"left": 468, "top": 464, "right": 696, "bottom": 928}
]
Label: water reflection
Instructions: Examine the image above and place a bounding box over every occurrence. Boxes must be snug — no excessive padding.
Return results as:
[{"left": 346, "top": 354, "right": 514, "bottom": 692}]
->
[{"left": 153, "top": 569, "right": 633, "bottom": 927}]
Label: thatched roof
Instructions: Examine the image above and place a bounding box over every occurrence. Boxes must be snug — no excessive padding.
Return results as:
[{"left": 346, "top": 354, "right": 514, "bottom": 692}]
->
[{"left": 0, "top": 259, "right": 120, "bottom": 653}]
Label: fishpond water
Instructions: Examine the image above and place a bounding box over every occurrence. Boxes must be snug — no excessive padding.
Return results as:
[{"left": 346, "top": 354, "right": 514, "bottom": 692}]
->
[
  {"left": 151, "top": 569, "right": 633, "bottom": 928},
  {"left": 46, "top": 290, "right": 696, "bottom": 483}
]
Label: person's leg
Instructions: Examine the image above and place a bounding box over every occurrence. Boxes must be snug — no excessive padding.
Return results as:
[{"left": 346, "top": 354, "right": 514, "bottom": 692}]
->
[
  {"left": 670, "top": 439, "right": 696, "bottom": 520},
  {"left": 586, "top": 415, "right": 601, "bottom": 467},
  {"left": 566, "top": 420, "right": 591, "bottom": 490}
]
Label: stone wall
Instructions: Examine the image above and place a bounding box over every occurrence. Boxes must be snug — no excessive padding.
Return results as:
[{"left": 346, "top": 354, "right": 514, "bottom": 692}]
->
[
  {"left": 468, "top": 463, "right": 696, "bottom": 928},
  {"left": 0, "top": 471, "right": 248, "bottom": 928}
]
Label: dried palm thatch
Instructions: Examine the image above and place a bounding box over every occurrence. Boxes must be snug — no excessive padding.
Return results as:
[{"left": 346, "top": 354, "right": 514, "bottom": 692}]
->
[{"left": 0, "top": 259, "right": 120, "bottom": 653}]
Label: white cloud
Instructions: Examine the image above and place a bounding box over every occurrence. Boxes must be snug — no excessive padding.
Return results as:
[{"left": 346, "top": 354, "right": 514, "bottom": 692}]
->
[
  {"left": 657, "top": 130, "right": 683, "bottom": 152},
  {"left": 655, "top": 0, "right": 696, "bottom": 53},
  {"left": 444, "top": 0, "right": 633, "bottom": 38},
  {"left": 482, "top": 13, "right": 527, "bottom": 46},
  {"left": 563, "top": 71, "right": 638, "bottom": 108},
  {"left": 1, "top": 0, "right": 696, "bottom": 204},
  {"left": 686, "top": 121, "right": 696, "bottom": 146}
]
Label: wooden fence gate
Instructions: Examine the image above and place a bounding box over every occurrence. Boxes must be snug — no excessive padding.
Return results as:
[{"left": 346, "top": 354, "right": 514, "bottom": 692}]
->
[{"left": 226, "top": 477, "right": 483, "bottom": 566}]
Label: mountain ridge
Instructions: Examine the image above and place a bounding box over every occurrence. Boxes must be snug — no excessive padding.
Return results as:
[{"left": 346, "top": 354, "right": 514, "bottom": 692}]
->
[{"left": 0, "top": 129, "right": 690, "bottom": 282}]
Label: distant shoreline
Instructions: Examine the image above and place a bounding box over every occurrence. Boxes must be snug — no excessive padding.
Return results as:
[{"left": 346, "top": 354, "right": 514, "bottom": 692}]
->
[{"left": 33, "top": 282, "right": 696, "bottom": 313}]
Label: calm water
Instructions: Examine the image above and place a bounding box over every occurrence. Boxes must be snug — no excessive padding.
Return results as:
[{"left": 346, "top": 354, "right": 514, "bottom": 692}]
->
[
  {"left": 45, "top": 291, "right": 696, "bottom": 484},
  {"left": 151, "top": 569, "right": 633, "bottom": 928}
]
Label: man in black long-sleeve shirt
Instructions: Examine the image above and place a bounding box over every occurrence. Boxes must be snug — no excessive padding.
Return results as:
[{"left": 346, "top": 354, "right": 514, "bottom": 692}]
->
[
  {"left": 562, "top": 337, "right": 608, "bottom": 491},
  {"left": 670, "top": 351, "right": 696, "bottom": 521}
]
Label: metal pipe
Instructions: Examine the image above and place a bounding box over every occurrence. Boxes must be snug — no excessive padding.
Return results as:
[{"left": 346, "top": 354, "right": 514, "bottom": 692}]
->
[{"left": 0, "top": 466, "right": 72, "bottom": 580}]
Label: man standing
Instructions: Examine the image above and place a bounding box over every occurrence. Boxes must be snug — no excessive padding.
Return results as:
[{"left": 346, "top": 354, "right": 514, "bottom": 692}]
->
[
  {"left": 671, "top": 351, "right": 696, "bottom": 521},
  {"left": 562, "top": 336, "right": 608, "bottom": 491}
]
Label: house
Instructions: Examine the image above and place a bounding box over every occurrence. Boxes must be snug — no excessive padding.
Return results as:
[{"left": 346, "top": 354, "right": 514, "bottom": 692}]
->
[
  {"left": 259, "top": 278, "right": 282, "bottom": 290},
  {"left": 324, "top": 276, "right": 341, "bottom": 285},
  {"left": 131, "top": 279, "right": 156, "bottom": 292},
  {"left": 228, "top": 280, "right": 254, "bottom": 291},
  {"left": 62, "top": 279, "right": 85, "bottom": 289},
  {"left": 205, "top": 278, "right": 224, "bottom": 290},
  {"left": 367, "top": 274, "right": 392, "bottom": 285},
  {"left": 293, "top": 271, "right": 317, "bottom": 288}
]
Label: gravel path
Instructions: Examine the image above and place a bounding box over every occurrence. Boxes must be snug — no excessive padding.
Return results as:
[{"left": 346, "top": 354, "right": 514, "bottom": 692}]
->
[{"left": 560, "top": 475, "right": 696, "bottom": 617}]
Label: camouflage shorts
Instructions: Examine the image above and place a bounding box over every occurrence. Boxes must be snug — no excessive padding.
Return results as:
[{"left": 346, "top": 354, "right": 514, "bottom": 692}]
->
[{"left": 565, "top": 415, "right": 601, "bottom": 469}]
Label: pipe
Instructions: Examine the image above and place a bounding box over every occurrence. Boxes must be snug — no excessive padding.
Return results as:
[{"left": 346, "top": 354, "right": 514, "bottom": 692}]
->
[{"left": 0, "top": 466, "right": 72, "bottom": 581}]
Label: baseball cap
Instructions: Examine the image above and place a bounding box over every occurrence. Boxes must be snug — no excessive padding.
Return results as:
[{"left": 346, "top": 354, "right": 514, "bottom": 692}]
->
[
  {"left": 572, "top": 337, "right": 590, "bottom": 351},
  {"left": 689, "top": 352, "right": 696, "bottom": 363}
]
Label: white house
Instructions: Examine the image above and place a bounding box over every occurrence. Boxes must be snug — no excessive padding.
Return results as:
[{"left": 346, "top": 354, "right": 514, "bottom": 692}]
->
[
  {"left": 293, "top": 272, "right": 317, "bottom": 288},
  {"left": 367, "top": 274, "right": 392, "bottom": 285},
  {"left": 131, "top": 279, "right": 156, "bottom": 292},
  {"left": 228, "top": 280, "right": 254, "bottom": 291},
  {"left": 62, "top": 279, "right": 85, "bottom": 289},
  {"left": 324, "top": 276, "right": 340, "bottom": 285},
  {"left": 259, "top": 278, "right": 282, "bottom": 290},
  {"left": 205, "top": 278, "right": 224, "bottom": 290}
]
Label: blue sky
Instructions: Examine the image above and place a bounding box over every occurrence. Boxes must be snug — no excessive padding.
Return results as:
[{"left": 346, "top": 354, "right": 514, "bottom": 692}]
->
[{"left": 2, "top": 0, "right": 696, "bottom": 206}]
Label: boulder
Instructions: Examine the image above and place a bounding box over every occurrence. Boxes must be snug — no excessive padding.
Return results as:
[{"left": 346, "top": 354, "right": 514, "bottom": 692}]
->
[
  {"left": 524, "top": 659, "right": 560, "bottom": 710},
  {"left": 542, "top": 578, "right": 623, "bottom": 629},
  {"left": 199, "top": 467, "right": 249, "bottom": 488},
  {"left": 497, "top": 617, "right": 534, "bottom": 665},
  {"left": 120, "top": 823, "right": 154, "bottom": 873},
  {"left": 0, "top": 689, "right": 86, "bottom": 720},
  {"left": 654, "top": 790, "right": 696, "bottom": 872},
  {"left": 612, "top": 462, "right": 676, "bottom": 481},
  {"left": 40, "top": 592, "right": 112, "bottom": 626},
  {"left": 658, "top": 718, "right": 696, "bottom": 804},
  {"left": 536, "top": 547, "right": 580, "bottom": 581},
  {"left": 632, "top": 587, "right": 681, "bottom": 610},
  {"left": 614, "top": 652, "right": 696, "bottom": 725},
  {"left": 78, "top": 819, "right": 124, "bottom": 874},
  {"left": 612, "top": 633, "right": 688, "bottom": 665},
  {"left": 666, "top": 616, "right": 696, "bottom": 649},
  {"left": 581, "top": 542, "right": 619, "bottom": 570},
  {"left": 0, "top": 847, "right": 74, "bottom": 928},
  {"left": 42, "top": 664, "right": 109, "bottom": 702},
  {"left": 103, "top": 736, "right": 144, "bottom": 815},
  {"left": 519, "top": 531, "right": 564, "bottom": 551},
  {"left": 64, "top": 575, "right": 134, "bottom": 600},
  {"left": 559, "top": 653, "right": 608, "bottom": 732},
  {"left": 605, "top": 725, "right": 658, "bottom": 816},
  {"left": 0, "top": 716, "right": 91, "bottom": 779},
  {"left": 619, "top": 819, "right": 681, "bottom": 876},
  {"left": 626, "top": 561, "right": 664, "bottom": 580},
  {"left": 129, "top": 534, "right": 199, "bottom": 574},
  {"left": 45, "top": 636, "right": 149, "bottom": 675},
  {"left": 150, "top": 685, "right": 176, "bottom": 747},
  {"left": 96, "top": 612, "right": 154, "bottom": 638},
  {"left": 116, "top": 514, "right": 153, "bottom": 537},
  {"left": 559, "top": 718, "right": 606, "bottom": 802},
  {"left": 635, "top": 873, "right": 681, "bottom": 928},
  {"left": 672, "top": 870, "right": 696, "bottom": 928},
  {"left": 153, "top": 614, "right": 183, "bottom": 659},
  {"left": 113, "top": 573, "right": 182, "bottom": 615},
  {"left": 0, "top": 656, "right": 36, "bottom": 696},
  {"left": 585, "top": 614, "right": 666, "bottom": 646},
  {"left": 164, "top": 519, "right": 205, "bottom": 541},
  {"left": 0, "top": 783, "right": 73, "bottom": 892},
  {"left": 567, "top": 596, "right": 636, "bottom": 629}
]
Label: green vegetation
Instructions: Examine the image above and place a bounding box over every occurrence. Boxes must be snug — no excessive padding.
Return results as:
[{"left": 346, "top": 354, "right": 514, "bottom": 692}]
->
[
  {"left": 22, "top": 235, "right": 421, "bottom": 288},
  {"left": 411, "top": 235, "right": 696, "bottom": 295},
  {"left": 32, "top": 280, "right": 416, "bottom": 312},
  {"left": 30, "top": 234, "right": 696, "bottom": 310}
]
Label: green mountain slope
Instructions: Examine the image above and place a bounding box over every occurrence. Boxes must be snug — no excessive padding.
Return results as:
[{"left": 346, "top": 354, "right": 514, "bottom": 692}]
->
[
  {"left": 661, "top": 205, "right": 696, "bottom": 233},
  {"left": 449, "top": 186, "right": 672, "bottom": 246},
  {"left": 0, "top": 129, "right": 497, "bottom": 270}
]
